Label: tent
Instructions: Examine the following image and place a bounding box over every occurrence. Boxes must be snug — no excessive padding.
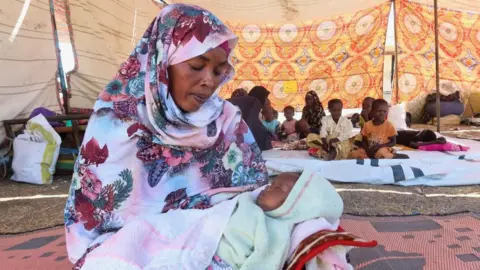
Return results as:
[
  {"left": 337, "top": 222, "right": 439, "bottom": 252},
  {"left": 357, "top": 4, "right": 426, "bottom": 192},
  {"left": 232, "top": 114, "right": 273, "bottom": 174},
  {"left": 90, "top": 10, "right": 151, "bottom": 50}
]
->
[
  {"left": 2, "top": 0, "right": 480, "bottom": 144},
  {"left": 0, "top": 0, "right": 62, "bottom": 144}
]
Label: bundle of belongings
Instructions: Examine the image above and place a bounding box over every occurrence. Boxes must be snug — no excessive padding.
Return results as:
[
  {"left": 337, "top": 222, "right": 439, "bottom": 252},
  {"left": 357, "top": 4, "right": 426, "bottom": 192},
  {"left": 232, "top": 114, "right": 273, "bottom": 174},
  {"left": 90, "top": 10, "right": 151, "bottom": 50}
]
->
[
  {"left": 463, "top": 92, "right": 480, "bottom": 126},
  {"left": 423, "top": 91, "right": 464, "bottom": 124}
]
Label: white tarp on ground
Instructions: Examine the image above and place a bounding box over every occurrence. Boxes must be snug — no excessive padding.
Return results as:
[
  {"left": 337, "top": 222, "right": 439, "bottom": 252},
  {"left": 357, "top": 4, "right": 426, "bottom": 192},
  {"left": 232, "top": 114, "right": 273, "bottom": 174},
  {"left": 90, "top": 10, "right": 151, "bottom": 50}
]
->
[
  {"left": 0, "top": 0, "right": 61, "bottom": 143},
  {"left": 68, "top": 0, "right": 159, "bottom": 109},
  {"left": 264, "top": 135, "right": 480, "bottom": 187}
]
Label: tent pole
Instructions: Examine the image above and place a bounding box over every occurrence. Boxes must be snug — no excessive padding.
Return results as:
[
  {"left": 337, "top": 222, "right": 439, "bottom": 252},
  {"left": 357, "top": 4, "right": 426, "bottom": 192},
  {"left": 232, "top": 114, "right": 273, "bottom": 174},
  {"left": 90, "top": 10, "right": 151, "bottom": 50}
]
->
[
  {"left": 392, "top": 0, "right": 400, "bottom": 104},
  {"left": 433, "top": 0, "right": 440, "bottom": 132},
  {"left": 49, "top": 0, "right": 69, "bottom": 114}
]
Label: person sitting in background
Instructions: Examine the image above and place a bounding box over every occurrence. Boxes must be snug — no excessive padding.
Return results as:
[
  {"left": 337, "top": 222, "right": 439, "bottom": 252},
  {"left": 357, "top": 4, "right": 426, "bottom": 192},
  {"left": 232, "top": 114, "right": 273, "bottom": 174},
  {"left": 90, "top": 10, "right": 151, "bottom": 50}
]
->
[
  {"left": 302, "top": 91, "right": 325, "bottom": 134},
  {"left": 307, "top": 99, "right": 353, "bottom": 160},
  {"left": 397, "top": 129, "right": 446, "bottom": 149},
  {"left": 351, "top": 97, "right": 374, "bottom": 128},
  {"left": 231, "top": 88, "right": 248, "bottom": 98},
  {"left": 273, "top": 109, "right": 279, "bottom": 120},
  {"left": 229, "top": 86, "right": 273, "bottom": 151},
  {"left": 262, "top": 107, "right": 280, "bottom": 140},
  {"left": 295, "top": 119, "right": 311, "bottom": 140},
  {"left": 280, "top": 106, "right": 298, "bottom": 140},
  {"left": 350, "top": 99, "right": 398, "bottom": 159}
]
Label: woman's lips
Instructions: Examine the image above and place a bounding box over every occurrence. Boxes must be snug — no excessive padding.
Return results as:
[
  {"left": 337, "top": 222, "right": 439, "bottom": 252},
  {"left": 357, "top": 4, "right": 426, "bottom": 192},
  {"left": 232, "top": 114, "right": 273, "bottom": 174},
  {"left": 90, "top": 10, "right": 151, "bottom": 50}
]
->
[{"left": 192, "top": 94, "right": 208, "bottom": 104}]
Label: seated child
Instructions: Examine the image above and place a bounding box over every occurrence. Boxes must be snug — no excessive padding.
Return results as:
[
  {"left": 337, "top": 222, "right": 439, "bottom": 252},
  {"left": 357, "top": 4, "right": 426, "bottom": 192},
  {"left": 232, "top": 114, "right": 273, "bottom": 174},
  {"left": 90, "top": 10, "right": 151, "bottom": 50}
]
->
[
  {"left": 280, "top": 106, "right": 298, "bottom": 140},
  {"left": 273, "top": 109, "right": 279, "bottom": 120},
  {"left": 351, "top": 97, "right": 374, "bottom": 128},
  {"left": 350, "top": 99, "right": 398, "bottom": 159},
  {"left": 397, "top": 129, "right": 446, "bottom": 149},
  {"left": 307, "top": 99, "right": 353, "bottom": 160},
  {"left": 261, "top": 107, "right": 280, "bottom": 139},
  {"left": 295, "top": 119, "right": 311, "bottom": 140},
  {"left": 216, "top": 171, "right": 344, "bottom": 270}
]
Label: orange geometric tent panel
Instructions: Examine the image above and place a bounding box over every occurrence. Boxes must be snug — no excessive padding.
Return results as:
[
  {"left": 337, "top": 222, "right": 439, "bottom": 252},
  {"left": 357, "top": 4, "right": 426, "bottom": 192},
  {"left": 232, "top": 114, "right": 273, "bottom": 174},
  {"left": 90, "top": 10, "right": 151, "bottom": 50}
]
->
[
  {"left": 221, "top": 2, "right": 392, "bottom": 110},
  {"left": 394, "top": 0, "right": 480, "bottom": 103}
]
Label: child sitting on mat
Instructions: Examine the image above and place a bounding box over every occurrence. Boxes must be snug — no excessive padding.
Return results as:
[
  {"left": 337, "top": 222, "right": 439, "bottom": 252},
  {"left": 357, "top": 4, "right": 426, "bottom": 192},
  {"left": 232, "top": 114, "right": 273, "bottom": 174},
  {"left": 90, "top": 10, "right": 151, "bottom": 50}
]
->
[
  {"left": 280, "top": 106, "right": 298, "bottom": 140},
  {"left": 261, "top": 107, "right": 280, "bottom": 140},
  {"left": 295, "top": 119, "right": 311, "bottom": 140},
  {"left": 307, "top": 99, "right": 353, "bottom": 160},
  {"left": 351, "top": 97, "right": 374, "bottom": 129},
  {"left": 215, "top": 171, "right": 343, "bottom": 270},
  {"left": 350, "top": 99, "right": 398, "bottom": 159}
]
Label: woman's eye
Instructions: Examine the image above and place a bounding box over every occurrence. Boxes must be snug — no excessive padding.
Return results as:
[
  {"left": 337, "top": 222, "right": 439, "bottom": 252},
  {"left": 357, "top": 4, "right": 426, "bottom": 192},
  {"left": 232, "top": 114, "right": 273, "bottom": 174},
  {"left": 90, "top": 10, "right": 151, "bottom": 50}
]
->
[
  {"left": 190, "top": 65, "right": 203, "bottom": 71},
  {"left": 213, "top": 68, "right": 226, "bottom": 77}
]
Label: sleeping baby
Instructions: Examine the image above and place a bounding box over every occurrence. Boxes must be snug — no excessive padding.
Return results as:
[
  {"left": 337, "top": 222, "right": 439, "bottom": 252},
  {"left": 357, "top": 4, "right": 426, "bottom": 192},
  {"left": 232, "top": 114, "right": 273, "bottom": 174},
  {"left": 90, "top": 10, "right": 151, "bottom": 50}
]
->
[{"left": 215, "top": 171, "right": 344, "bottom": 270}]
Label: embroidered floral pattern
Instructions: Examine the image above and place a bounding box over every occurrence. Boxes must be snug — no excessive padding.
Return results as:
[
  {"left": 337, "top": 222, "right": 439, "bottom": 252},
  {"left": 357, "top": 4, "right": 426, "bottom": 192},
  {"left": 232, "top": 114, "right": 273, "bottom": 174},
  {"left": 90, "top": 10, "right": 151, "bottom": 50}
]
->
[
  {"left": 222, "top": 143, "right": 243, "bottom": 171},
  {"left": 65, "top": 138, "right": 133, "bottom": 231},
  {"left": 118, "top": 56, "right": 141, "bottom": 81}
]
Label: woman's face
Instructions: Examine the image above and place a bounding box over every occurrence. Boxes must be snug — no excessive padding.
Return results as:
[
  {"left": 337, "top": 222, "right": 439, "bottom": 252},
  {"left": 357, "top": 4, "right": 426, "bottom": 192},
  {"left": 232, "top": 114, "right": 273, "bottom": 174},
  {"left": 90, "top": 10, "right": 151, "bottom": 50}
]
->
[
  {"left": 168, "top": 47, "right": 229, "bottom": 113},
  {"left": 305, "top": 95, "right": 314, "bottom": 107}
]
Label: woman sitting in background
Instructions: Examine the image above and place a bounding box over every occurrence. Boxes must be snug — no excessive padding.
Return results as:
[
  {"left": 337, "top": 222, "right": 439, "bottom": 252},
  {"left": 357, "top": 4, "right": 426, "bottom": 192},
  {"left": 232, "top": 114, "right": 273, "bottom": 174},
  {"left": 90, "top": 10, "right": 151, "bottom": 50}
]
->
[
  {"left": 229, "top": 86, "right": 273, "bottom": 151},
  {"left": 301, "top": 91, "right": 325, "bottom": 134}
]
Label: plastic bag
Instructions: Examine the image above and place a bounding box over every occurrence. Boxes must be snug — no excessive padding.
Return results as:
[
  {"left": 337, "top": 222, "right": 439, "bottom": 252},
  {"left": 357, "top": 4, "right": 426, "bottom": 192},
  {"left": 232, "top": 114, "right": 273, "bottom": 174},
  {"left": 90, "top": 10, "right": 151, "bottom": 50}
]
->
[{"left": 11, "top": 114, "right": 62, "bottom": 185}]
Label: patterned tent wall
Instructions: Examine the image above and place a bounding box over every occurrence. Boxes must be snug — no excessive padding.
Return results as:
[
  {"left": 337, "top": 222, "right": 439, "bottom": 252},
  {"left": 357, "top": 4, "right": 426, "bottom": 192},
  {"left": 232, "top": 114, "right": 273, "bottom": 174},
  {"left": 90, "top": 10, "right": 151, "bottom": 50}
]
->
[
  {"left": 393, "top": 0, "right": 480, "bottom": 120},
  {"left": 394, "top": 0, "right": 480, "bottom": 101},
  {"left": 0, "top": 0, "right": 62, "bottom": 143},
  {"left": 221, "top": 2, "right": 392, "bottom": 110},
  {"left": 66, "top": 0, "right": 159, "bottom": 110},
  {"left": 167, "top": 0, "right": 388, "bottom": 24}
]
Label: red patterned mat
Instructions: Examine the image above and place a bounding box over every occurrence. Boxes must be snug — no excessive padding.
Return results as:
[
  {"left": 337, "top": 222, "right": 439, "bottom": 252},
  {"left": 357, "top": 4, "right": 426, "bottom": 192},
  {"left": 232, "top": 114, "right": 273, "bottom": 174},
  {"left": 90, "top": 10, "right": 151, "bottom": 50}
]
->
[{"left": 1, "top": 214, "right": 479, "bottom": 269}]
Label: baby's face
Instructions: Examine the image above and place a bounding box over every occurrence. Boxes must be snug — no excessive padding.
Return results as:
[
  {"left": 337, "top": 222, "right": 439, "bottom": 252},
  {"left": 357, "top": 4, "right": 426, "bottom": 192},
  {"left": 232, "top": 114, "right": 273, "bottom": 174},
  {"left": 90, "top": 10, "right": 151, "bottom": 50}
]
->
[{"left": 256, "top": 173, "right": 300, "bottom": 211}]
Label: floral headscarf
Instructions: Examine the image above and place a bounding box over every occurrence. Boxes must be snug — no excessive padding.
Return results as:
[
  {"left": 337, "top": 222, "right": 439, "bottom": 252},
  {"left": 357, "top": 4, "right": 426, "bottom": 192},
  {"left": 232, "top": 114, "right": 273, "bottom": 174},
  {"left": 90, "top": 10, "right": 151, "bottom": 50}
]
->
[
  {"left": 64, "top": 4, "right": 268, "bottom": 265},
  {"left": 302, "top": 91, "right": 325, "bottom": 131}
]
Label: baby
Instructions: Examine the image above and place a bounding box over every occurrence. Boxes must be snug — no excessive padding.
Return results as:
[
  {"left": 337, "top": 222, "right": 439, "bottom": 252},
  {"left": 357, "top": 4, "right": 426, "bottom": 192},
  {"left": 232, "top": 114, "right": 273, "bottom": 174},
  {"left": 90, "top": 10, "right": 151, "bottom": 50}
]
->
[{"left": 216, "top": 171, "right": 344, "bottom": 270}]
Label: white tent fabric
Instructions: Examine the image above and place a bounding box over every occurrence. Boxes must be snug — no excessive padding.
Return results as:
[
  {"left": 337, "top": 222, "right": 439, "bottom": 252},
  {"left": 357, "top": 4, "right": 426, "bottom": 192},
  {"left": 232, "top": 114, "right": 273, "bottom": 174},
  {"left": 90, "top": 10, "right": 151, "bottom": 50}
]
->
[
  {"left": 167, "top": 0, "right": 388, "bottom": 23},
  {"left": 0, "top": 0, "right": 61, "bottom": 143},
  {"left": 68, "top": 0, "right": 159, "bottom": 109}
]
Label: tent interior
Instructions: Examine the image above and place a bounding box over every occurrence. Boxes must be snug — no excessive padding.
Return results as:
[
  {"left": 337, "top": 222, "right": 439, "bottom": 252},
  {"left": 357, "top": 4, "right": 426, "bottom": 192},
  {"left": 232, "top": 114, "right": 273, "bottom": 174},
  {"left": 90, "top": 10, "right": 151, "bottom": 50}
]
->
[{"left": 1, "top": 0, "right": 480, "bottom": 269}]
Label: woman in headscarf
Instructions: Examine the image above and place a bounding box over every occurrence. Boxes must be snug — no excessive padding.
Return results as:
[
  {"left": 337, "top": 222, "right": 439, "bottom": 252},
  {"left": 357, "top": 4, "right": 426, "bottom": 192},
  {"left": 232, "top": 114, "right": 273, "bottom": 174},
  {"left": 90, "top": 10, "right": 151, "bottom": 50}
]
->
[
  {"left": 64, "top": 4, "right": 267, "bottom": 268},
  {"left": 302, "top": 91, "right": 325, "bottom": 134},
  {"left": 228, "top": 86, "right": 273, "bottom": 151}
]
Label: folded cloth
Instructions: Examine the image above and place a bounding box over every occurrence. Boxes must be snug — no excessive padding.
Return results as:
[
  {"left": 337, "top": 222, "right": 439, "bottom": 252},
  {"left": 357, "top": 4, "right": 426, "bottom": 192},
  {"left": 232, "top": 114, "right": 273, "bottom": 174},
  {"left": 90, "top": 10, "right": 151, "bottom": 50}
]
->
[{"left": 418, "top": 142, "right": 469, "bottom": 152}]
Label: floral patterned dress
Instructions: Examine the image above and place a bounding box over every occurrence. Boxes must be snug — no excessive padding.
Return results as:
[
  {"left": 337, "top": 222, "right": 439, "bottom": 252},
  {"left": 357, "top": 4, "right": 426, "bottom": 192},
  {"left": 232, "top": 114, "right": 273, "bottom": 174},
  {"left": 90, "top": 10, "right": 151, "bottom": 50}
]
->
[{"left": 64, "top": 4, "right": 268, "bottom": 268}]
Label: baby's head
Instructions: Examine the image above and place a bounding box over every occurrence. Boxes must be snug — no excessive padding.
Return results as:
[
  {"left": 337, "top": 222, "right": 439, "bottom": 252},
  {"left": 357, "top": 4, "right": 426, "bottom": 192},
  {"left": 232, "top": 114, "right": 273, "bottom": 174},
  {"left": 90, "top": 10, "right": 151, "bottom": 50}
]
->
[{"left": 256, "top": 172, "right": 300, "bottom": 211}]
